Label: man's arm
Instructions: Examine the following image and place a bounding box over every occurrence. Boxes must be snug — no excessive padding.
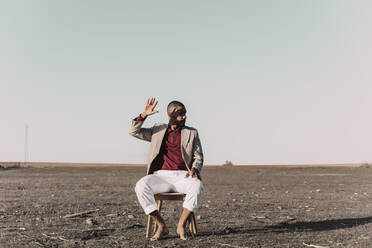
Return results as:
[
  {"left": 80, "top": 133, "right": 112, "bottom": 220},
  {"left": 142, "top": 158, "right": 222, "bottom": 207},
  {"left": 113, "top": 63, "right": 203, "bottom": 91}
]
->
[{"left": 128, "top": 98, "right": 159, "bottom": 142}]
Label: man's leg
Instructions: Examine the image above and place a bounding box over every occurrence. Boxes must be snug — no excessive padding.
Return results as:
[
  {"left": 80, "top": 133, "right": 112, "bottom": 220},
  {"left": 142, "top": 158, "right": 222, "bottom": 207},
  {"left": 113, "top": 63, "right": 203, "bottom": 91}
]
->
[
  {"left": 135, "top": 174, "right": 174, "bottom": 240},
  {"left": 176, "top": 208, "right": 192, "bottom": 240},
  {"left": 149, "top": 210, "right": 169, "bottom": 240},
  {"left": 174, "top": 176, "right": 204, "bottom": 240}
]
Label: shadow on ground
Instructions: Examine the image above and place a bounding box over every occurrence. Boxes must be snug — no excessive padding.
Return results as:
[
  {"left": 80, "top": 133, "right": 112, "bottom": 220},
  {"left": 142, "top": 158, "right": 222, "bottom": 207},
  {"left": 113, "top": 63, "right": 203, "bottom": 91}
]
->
[{"left": 198, "top": 216, "right": 372, "bottom": 237}]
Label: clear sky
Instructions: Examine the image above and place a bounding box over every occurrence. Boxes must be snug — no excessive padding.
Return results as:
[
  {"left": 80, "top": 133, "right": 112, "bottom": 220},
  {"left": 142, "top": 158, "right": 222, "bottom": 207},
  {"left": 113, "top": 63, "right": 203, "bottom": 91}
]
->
[{"left": 1, "top": 1, "right": 371, "bottom": 165}]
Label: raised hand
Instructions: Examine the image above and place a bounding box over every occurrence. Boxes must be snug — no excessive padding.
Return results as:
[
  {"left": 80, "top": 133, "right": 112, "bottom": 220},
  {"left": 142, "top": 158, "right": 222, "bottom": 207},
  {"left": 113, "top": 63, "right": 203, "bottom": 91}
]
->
[{"left": 142, "top": 98, "right": 159, "bottom": 118}]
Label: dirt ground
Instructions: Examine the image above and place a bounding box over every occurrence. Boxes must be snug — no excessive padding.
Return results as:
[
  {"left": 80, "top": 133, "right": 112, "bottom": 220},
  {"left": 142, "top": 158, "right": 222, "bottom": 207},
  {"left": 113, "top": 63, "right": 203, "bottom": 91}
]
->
[{"left": 1, "top": 166, "right": 372, "bottom": 248}]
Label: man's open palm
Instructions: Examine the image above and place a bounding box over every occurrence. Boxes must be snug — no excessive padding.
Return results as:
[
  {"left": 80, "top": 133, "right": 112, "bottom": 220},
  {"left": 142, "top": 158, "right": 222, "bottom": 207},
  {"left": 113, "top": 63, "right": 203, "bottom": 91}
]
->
[{"left": 142, "top": 98, "right": 159, "bottom": 117}]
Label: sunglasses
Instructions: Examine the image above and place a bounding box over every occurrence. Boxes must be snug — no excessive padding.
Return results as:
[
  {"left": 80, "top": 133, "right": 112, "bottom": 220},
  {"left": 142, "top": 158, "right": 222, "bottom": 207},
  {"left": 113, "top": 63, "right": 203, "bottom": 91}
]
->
[{"left": 173, "top": 108, "right": 187, "bottom": 117}]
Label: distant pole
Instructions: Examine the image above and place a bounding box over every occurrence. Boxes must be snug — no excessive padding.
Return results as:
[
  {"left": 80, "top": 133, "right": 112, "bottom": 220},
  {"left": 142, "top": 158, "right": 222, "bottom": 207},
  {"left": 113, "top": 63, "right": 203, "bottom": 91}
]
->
[{"left": 24, "top": 124, "right": 29, "bottom": 166}]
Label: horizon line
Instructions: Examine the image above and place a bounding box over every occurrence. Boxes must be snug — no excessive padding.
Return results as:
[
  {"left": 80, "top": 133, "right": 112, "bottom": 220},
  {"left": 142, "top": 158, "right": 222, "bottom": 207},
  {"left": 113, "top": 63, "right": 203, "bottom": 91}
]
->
[{"left": 0, "top": 161, "right": 367, "bottom": 168}]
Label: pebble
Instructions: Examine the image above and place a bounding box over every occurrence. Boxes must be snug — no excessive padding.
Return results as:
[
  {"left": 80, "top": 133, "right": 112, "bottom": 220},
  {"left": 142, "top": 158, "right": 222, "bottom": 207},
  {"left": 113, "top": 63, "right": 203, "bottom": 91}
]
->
[
  {"left": 223, "top": 226, "right": 233, "bottom": 234},
  {"left": 85, "top": 218, "right": 97, "bottom": 226},
  {"left": 197, "top": 215, "right": 201, "bottom": 220},
  {"left": 128, "top": 214, "right": 135, "bottom": 219}
]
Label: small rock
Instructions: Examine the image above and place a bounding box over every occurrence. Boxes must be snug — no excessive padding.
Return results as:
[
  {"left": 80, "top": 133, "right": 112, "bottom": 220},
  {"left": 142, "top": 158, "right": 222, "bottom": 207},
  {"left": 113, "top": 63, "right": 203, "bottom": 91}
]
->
[
  {"left": 232, "top": 199, "right": 236, "bottom": 202},
  {"left": 277, "top": 206, "right": 283, "bottom": 210},
  {"left": 316, "top": 189, "right": 321, "bottom": 192},
  {"left": 19, "top": 227, "right": 26, "bottom": 231},
  {"left": 207, "top": 200, "right": 211, "bottom": 203},
  {"left": 106, "top": 213, "right": 118, "bottom": 217},
  {"left": 85, "top": 218, "right": 97, "bottom": 226},
  {"left": 128, "top": 214, "right": 135, "bottom": 219},
  {"left": 197, "top": 215, "right": 201, "bottom": 220},
  {"left": 279, "top": 216, "right": 296, "bottom": 224},
  {"left": 285, "top": 191, "right": 289, "bottom": 194},
  {"left": 223, "top": 226, "right": 233, "bottom": 234},
  {"left": 205, "top": 204, "right": 209, "bottom": 208}
]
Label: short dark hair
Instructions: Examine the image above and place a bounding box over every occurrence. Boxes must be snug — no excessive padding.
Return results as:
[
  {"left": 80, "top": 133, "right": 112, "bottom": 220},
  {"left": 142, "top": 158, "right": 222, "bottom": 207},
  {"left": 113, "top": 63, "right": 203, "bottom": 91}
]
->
[{"left": 167, "top": 101, "right": 185, "bottom": 116}]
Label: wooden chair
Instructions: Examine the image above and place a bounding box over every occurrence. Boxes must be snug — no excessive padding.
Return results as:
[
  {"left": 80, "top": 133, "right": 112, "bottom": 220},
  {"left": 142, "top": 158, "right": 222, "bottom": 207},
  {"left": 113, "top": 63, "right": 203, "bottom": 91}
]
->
[{"left": 146, "top": 193, "right": 198, "bottom": 238}]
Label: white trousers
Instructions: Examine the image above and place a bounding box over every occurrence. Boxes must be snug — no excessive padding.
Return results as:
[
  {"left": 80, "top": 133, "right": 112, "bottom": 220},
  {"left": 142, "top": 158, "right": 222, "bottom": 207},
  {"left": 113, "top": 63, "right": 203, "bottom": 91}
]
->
[{"left": 135, "top": 170, "right": 204, "bottom": 215}]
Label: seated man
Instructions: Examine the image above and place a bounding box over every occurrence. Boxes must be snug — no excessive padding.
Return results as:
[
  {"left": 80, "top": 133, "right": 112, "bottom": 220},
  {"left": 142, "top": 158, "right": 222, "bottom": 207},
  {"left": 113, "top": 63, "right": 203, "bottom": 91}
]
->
[{"left": 129, "top": 98, "right": 204, "bottom": 241}]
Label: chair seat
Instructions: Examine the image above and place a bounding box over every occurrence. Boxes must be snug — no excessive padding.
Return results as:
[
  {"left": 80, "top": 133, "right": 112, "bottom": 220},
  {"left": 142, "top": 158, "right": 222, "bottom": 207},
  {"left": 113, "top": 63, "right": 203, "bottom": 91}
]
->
[{"left": 154, "top": 192, "right": 186, "bottom": 201}]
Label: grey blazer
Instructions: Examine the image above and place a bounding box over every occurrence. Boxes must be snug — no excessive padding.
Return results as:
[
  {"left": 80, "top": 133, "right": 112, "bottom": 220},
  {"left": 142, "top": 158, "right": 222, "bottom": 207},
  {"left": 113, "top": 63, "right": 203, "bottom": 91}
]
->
[{"left": 129, "top": 119, "right": 204, "bottom": 175}]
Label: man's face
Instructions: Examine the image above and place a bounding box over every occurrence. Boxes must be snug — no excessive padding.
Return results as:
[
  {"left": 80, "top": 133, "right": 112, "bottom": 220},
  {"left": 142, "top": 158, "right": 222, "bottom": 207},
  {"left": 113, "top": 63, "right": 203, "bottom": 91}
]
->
[{"left": 169, "top": 106, "right": 187, "bottom": 127}]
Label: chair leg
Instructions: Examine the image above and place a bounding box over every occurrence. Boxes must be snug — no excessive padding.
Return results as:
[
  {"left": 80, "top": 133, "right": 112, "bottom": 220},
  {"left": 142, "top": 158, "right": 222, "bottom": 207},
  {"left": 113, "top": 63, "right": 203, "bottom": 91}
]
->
[
  {"left": 146, "top": 215, "right": 152, "bottom": 238},
  {"left": 188, "top": 215, "right": 193, "bottom": 236},
  {"left": 153, "top": 200, "right": 163, "bottom": 233},
  {"left": 190, "top": 213, "right": 197, "bottom": 235}
]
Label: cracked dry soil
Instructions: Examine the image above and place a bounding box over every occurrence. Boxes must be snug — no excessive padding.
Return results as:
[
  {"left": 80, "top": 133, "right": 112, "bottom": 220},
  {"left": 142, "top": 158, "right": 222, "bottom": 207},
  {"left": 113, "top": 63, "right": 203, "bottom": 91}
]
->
[{"left": 1, "top": 166, "right": 372, "bottom": 247}]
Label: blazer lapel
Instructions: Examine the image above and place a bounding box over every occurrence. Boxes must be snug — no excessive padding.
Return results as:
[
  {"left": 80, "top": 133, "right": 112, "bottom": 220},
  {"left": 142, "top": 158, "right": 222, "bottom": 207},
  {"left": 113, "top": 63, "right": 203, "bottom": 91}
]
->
[
  {"left": 181, "top": 128, "right": 191, "bottom": 149},
  {"left": 181, "top": 128, "right": 191, "bottom": 170},
  {"left": 153, "top": 126, "right": 167, "bottom": 154}
]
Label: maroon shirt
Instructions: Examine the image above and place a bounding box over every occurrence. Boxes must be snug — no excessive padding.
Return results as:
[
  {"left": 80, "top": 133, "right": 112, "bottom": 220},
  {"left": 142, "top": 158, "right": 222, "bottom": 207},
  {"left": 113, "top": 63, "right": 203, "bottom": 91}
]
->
[{"left": 135, "top": 115, "right": 187, "bottom": 171}]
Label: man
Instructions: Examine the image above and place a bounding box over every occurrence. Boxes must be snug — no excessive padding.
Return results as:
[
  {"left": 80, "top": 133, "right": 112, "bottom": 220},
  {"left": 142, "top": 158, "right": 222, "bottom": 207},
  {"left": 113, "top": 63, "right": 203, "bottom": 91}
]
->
[{"left": 129, "top": 98, "right": 204, "bottom": 241}]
